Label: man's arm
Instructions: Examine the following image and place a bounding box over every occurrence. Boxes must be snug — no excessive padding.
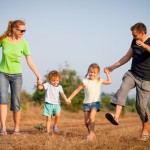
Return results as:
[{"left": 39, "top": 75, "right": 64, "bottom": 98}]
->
[
  {"left": 106, "top": 47, "right": 133, "bottom": 72},
  {"left": 136, "top": 40, "right": 150, "bottom": 53}
]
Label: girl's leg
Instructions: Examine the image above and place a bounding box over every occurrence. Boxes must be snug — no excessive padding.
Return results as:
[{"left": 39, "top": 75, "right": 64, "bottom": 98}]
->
[
  {"left": 0, "top": 104, "right": 7, "bottom": 133},
  {"left": 46, "top": 116, "right": 51, "bottom": 133},
  {"left": 84, "top": 111, "right": 90, "bottom": 133},
  {"left": 87, "top": 109, "right": 97, "bottom": 140}
]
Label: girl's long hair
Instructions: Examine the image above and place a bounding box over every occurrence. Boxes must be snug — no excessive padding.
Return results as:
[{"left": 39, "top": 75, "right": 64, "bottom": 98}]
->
[
  {"left": 0, "top": 20, "right": 25, "bottom": 41},
  {"left": 85, "top": 63, "right": 100, "bottom": 81}
]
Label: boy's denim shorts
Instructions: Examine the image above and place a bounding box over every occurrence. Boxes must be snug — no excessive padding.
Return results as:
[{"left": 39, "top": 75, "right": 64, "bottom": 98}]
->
[
  {"left": 83, "top": 101, "right": 100, "bottom": 112},
  {"left": 42, "top": 102, "right": 61, "bottom": 117},
  {"left": 0, "top": 72, "right": 22, "bottom": 112}
]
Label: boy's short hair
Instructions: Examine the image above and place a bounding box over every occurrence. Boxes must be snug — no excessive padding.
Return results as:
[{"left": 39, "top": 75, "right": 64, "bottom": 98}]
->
[{"left": 48, "top": 70, "right": 61, "bottom": 81}]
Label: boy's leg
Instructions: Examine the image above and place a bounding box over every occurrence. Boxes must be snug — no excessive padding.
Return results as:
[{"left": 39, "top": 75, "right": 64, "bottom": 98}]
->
[
  {"left": 54, "top": 112, "right": 60, "bottom": 128},
  {"left": 53, "top": 105, "right": 61, "bottom": 133},
  {"left": 46, "top": 116, "right": 51, "bottom": 133}
]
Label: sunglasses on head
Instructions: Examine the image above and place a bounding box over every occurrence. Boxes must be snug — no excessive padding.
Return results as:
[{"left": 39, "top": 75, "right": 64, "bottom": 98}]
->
[{"left": 16, "top": 29, "right": 26, "bottom": 33}]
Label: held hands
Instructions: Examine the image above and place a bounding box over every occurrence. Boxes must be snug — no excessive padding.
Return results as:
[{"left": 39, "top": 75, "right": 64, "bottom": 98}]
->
[
  {"left": 37, "top": 75, "right": 42, "bottom": 85},
  {"left": 104, "top": 66, "right": 114, "bottom": 73},
  {"left": 104, "top": 68, "right": 111, "bottom": 74},
  {"left": 65, "top": 99, "right": 71, "bottom": 105}
]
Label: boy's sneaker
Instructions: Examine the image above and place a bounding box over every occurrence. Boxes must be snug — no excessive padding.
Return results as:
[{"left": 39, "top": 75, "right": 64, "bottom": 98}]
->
[
  {"left": 44, "top": 131, "right": 50, "bottom": 136},
  {"left": 53, "top": 126, "right": 60, "bottom": 133}
]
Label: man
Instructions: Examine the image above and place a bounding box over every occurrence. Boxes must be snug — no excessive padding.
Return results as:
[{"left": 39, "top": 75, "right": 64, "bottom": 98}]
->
[{"left": 105, "top": 22, "right": 150, "bottom": 141}]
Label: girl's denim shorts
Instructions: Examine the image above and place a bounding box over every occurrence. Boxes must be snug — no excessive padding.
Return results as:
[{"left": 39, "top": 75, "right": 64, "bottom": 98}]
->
[
  {"left": 0, "top": 72, "right": 22, "bottom": 112},
  {"left": 83, "top": 101, "right": 100, "bottom": 112}
]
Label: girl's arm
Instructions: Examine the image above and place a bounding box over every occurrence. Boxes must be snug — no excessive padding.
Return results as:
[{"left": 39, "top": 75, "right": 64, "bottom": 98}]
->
[
  {"left": 25, "top": 55, "right": 42, "bottom": 84},
  {"left": 68, "top": 82, "right": 84, "bottom": 101},
  {"left": 102, "top": 68, "right": 112, "bottom": 85}
]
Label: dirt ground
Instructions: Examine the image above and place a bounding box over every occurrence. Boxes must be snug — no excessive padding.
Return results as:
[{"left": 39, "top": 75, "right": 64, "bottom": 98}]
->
[{"left": 0, "top": 105, "right": 150, "bottom": 150}]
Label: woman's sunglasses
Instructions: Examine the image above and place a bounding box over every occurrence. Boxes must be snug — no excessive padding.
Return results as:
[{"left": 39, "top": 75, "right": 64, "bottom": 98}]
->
[{"left": 16, "top": 29, "right": 26, "bottom": 33}]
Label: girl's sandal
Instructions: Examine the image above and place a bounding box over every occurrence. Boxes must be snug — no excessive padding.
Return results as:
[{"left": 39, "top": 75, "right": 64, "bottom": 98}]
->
[
  {"left": 138, "top": 135, "right": 149, "bottom": 141},
  {"left": 0, "top": 131, "right": 7, "bottom": 136}
]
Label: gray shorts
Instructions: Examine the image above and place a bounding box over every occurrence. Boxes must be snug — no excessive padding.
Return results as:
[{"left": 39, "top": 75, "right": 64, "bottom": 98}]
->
[
  {"left": 111, "top": 71, "right": 150, "bottom": 122},
  {"left": 0, "top": 72, "right": 22, "bottom": 112}
]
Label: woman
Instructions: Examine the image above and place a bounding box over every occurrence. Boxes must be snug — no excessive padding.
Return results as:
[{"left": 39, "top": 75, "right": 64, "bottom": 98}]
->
[{"left": 0, "top": 20, "right": 42, "bottom": 135}]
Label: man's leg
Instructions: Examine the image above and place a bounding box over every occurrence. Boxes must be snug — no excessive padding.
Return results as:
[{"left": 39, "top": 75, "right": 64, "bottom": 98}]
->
[
  {"left": 106, "top": 71, "right": 135, "bottom": 125},
  {"left": 136, "top": 80, "right": 150, "bottom": 139}
]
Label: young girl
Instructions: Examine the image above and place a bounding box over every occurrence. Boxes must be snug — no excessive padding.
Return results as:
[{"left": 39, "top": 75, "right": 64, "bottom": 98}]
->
[
  {"left": 68, "top": 63, "right": 112, "bottom": 140},
  {"left": 37, "top": 70, "right": 68, "bottom": 134}
]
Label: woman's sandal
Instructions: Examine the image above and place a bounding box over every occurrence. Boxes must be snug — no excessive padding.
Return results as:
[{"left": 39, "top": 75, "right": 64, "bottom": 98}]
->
[
  {"left": 13, "top": 131, "right": 20, "bottom": 135},
  {"left": 138, "top": 134, "right": 150, "bottom": 141},
  {"left": 0, "top": 131, "right": 7, "bottom": 136}
]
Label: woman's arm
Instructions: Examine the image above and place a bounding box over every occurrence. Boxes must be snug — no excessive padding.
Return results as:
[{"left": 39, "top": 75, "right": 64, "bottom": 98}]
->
[{"left": 25, "top": 55, "right": 42, "bottom": 84}]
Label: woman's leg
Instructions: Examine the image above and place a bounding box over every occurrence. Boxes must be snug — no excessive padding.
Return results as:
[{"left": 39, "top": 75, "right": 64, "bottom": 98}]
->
[
  {"left": 10, "top": 74, "right": 22, "bottom": 132},
  {"left": 0, "top": 72, "right": 9, "bottom": 134},
  {"left": 0, "top": 104, "right": 7, "bottom": 132},
  {"left": 13, "top": 111, "right": 21, "bottom": 132}
]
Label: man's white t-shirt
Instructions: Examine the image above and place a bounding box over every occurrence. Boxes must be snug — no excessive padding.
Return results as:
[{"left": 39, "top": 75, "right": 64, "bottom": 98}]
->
[
  {"left": 43, "top": 82, "right": 63, "bottom": 104},
  {"left": 82, "top": 78, "right": 103, "bottom": 104}
]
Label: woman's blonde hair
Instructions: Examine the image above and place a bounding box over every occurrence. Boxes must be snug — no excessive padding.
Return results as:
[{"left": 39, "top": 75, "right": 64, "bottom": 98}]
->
[
  {"left": 85, "top": 63, "right": 100, "bottom": 81},
  {"left": 0, "top": 20, "right": 25, "bottom": 41},
  {"left": 47, "top": 70, "right": 62, "bottom": 82}
]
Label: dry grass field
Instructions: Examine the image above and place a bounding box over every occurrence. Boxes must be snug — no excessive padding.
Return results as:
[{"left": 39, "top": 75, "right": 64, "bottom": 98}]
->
[{"left": 0, "top": 103, "right": 150, "bottom": 150}]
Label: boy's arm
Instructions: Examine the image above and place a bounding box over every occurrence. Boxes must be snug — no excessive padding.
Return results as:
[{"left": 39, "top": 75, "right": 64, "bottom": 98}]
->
[
  {"left": 60, "top": 92, "right": 68, "bottom": 102},
  {"left": 68, "top": 83, "right": 84, "bottom": 101},
  {"left": 102, "top": 68, "right": 112, "bottom": 85}
]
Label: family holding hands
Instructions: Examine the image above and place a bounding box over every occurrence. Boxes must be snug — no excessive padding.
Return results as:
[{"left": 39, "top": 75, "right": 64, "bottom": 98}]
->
[{"left": 0, "top": 20, "right": 150, "bottom": 141}]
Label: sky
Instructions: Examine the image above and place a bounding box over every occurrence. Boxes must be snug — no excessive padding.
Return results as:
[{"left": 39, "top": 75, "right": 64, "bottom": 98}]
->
[{"left": 0, "top": 0, "right": 150, "bottom": 97}]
